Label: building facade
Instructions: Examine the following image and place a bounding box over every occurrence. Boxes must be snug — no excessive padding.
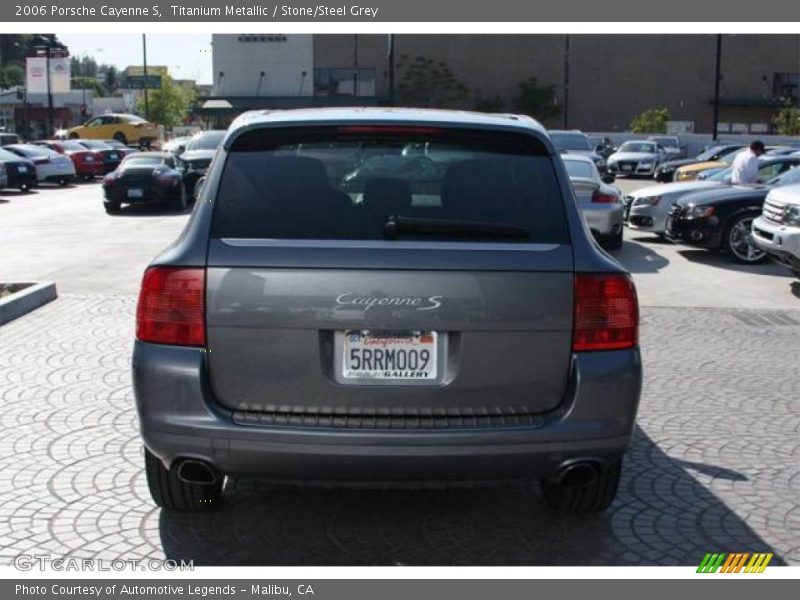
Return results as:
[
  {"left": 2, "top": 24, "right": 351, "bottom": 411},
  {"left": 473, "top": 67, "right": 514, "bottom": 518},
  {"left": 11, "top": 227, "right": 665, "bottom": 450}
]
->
[{"left": 203, "top": 34, "right": 800, "bottom": 134}]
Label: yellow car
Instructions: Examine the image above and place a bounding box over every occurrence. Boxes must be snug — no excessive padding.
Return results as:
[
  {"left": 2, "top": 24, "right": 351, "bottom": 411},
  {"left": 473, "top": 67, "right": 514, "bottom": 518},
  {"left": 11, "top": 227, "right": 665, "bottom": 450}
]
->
[
  {"left": 65, "top": 114, "right": 160, "bottom": 147},
  {"left": 674, "top": 152, "right": 741, "bottom": 182}
]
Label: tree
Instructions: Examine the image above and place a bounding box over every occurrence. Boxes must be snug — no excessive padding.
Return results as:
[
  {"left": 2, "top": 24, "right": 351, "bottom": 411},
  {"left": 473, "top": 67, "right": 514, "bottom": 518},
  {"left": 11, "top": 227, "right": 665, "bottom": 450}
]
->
[
  {"left": 395, "top": 55, "right": 469, "bottom": 108},
  {"left": 514, "top": 77, "right": 560, "bottom": 119},
  {"left": 630, "top": 108, "right": 670, "bottom": 133},
  {"left": 104, "top": 66, "right": 119, "bottom": 93},
  {"left": 71, "top": 76, "right": 107, "bottom": 97},
  {"left": 136, "top": 74, "right": 194, "bottom": 127},
  {"left": 0, "top": 64, "right": 24, "bottom": 88},
  {"left": 773, "top": 105, "right": 800, "bottom": 136}
]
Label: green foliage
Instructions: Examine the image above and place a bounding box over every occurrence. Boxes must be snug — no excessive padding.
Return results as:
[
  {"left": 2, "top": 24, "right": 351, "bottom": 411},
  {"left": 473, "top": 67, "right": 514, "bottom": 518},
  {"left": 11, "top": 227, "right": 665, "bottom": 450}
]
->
[
  {"left": 395, "top": 55, "right": 469, "bottom": 108},
  {"left": 630, "top": 108, "right": 670, "bottom": 134},
  {"left": 474, "top": 94, "right": 505, "bottom": 113},
  {"left": 70, "top": 55, "right": 99, "bottom": 78},
  {"left": 0, "top": 64, "right": 24, "bottom": 88},
  {"left": 71, "top": 76, "right": 107, "bottom": 97},
  {"left": 103, "top": 66, "right": 119, "bottom": 93},
  {"left": 136, "top": 74, "right": 194, "bottom": 127},
  {"left": 514, "top": 77, "right": 560, "bottom": 119},
  {"left": 772, "top": 105, "right": 800, "bottom": 136}
]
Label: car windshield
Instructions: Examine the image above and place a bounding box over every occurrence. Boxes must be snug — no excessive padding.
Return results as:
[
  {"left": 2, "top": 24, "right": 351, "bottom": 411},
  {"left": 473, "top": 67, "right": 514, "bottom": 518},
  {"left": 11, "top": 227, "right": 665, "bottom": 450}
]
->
[
  {"left": 186, "top": 131, "right": 225, "bottom": 151},
  {"left": 563, "top": 159, "right": 595, "bottom": 179},
  {"left": 768, "top": 166, "right": 800, "bottom": 186},
  {"left": 619, "top": 142, "right": 657, "bottom": 153},
  {"left": 58, "top": 141, "right": 87, "bottom": 152},
  {"left": 212, "top": 126, "right": 569, "bottom": 244},
  {"left": 10, "top": 145, "right": 53, "bottom": 158},
  {"left": 649, "top": 137, "right": 676, "bottom": 146},
  {"left": 122, "top": 155, "right": 164, "bottom": 168},
  {"left": 549, "top": 132, "right": 591, "bottom": 152},
  {"left": 120, "top": 115, "right": 146, "bottom": 123},
  {"left": 81, "top": 141, "right": 113, "bottom": 150}
]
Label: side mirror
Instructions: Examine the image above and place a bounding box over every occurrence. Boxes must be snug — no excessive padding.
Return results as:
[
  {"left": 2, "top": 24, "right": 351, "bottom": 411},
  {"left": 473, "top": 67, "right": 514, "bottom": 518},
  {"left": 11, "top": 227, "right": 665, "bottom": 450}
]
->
[{"left": 602, "top": 173, "right": 616, "bottom": 184}]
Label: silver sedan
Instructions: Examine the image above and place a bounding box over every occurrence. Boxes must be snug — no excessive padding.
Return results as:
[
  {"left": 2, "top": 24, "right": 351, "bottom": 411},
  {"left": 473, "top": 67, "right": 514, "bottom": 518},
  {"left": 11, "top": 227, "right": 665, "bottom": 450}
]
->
[{"left": 562, "top": 153, "right": 625, "bottom": 250}]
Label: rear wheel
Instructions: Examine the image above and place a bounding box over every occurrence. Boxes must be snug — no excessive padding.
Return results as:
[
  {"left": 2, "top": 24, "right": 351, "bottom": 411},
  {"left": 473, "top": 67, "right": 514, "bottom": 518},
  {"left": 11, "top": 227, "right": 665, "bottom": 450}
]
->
[
  {"left": 724, "top": 213, "right": 767, "bottom": 264},
  {"left": 539, "top": 459, "right": 622, "bottom": 514},
  {"left": 113, "top": 132, "right": 127, "bottom": 145},
  {"left": 58, "top": 177, "right": 68, "bottom": 187},
  {"left": 144, "top": 448, "right": 222, "bottom": 511},
  {"left": 104, "top": 201, "right": 121, "bottom": 214},
  {"left": 68, "top": 132, "right": 79, "bottom": 139}
]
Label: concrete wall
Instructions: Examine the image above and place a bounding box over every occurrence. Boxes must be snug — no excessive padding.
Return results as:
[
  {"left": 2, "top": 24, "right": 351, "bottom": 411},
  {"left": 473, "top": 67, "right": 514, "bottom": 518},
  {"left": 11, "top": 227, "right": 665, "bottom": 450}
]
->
[{"left": 212, "top": 34, "right": 314, "bottom": 97}]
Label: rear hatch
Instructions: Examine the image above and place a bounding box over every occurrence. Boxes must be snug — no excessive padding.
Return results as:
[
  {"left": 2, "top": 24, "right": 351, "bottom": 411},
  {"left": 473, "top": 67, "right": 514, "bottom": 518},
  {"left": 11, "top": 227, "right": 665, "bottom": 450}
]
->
[{"left": 205, "top": 124, "right": 575, "bottom": 425}]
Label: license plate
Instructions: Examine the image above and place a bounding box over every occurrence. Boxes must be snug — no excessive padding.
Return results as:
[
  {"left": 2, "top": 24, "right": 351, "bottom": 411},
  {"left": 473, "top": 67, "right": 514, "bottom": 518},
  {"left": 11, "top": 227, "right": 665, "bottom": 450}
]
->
[
  {"left": 622, "top": 164, "right": 633, "bottom": 171},
  {"left": 109, "top": 153, "right": 118, "bottom": 160},
  {"left": 343, "top": 330, "right": 437, "bottom": 381},
  {"left": 18, "top": 166, "right": 27, "bottom": 172},
  {"left": 127, "top": 188, "right": 143, "bottom": 198}
]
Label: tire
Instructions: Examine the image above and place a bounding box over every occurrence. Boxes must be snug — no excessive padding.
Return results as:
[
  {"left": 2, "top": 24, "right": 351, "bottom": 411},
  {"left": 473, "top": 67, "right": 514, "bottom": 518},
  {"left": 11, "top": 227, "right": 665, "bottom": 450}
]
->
[
  {"left": 171, "top": 185, "right": 188, "bottom": 211},
  {"left": 540, "top": 459, "right": 622, "bottom": 514},
  {"left": 69, "top": 132, "right": 79, "bottom": 139},
  {"left": 144, "top": 448, "right": 222, "bottom": 511},
  {"left": 792, "top": 269, "right": 800, "bottom": 279},
  {"left": 104, "top": 201, "right": 121, "bottom": 214},
  {"left": 19, "top": 183, "right": 30, "bottom": 193},
  {"left": 113, "top": 132, "right": 127, "bottom": 145},
  {"left": 58, "top": 177, "right": 68, "bottom": 187},
  {"left": 723, "top": 213, "right": 767, "bottom": 264},
  {"left": 601, "top": 229, "right": 624, "bottom": 251}
]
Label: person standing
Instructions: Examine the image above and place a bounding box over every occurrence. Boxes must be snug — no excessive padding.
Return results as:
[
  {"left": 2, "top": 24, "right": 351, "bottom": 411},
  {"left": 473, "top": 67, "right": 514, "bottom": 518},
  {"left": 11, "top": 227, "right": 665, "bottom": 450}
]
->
[{"left": 730, "top": 140, "right": 765, "bottom": 185}]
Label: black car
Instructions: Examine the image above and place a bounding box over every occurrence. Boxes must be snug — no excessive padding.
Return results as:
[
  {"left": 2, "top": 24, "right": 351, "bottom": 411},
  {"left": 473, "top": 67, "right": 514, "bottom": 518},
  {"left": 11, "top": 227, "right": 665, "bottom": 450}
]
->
[
  {"left": 102, "top": 152, "right": 186, "bottom": 214},
  {"left": 77, "top": 140, "right": 123, "bottom": 173},
  {"left": 654, "top": 144, "right": 745, "bottom": 183},
  {"left": 175, "top": 130, "right": 225, "bottom": 199},
  {"left": 664, "top": 160, "right": 800, "bottom": 264},
  {"left": 0, "top": 147, "right": 37, "bottom": 191}
]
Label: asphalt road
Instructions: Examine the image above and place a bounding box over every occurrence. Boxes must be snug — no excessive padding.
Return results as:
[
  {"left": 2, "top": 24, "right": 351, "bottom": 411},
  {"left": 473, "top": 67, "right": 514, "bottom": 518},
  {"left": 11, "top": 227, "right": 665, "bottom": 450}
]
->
[{"left": 1, "top": 177, "right": 798, "bottom": 308}]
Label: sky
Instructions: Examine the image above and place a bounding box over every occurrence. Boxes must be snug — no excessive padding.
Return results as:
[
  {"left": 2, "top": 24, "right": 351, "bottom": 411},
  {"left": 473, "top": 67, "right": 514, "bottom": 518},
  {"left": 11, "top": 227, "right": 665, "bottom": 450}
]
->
[{"left": 58, "top": 34, "right": 213, "bottom": 85}]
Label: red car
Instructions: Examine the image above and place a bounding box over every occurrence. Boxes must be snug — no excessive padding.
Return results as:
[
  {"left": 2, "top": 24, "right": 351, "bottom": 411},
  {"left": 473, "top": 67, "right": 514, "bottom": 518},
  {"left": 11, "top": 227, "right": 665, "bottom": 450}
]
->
[{"left": 33, "top": 140, "right": 104, "bottom": 181}]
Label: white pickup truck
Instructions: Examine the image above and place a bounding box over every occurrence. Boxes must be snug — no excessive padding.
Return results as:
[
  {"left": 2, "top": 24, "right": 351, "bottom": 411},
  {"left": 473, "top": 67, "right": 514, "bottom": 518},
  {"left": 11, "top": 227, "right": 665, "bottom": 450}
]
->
[{"left": 752, "top": 182, "right": 800, "bottom": 278}]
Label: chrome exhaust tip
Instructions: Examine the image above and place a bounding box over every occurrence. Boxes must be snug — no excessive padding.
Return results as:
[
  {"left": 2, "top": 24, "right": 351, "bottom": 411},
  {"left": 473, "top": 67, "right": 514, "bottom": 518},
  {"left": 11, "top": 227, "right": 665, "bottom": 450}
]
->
[{"left": 556, "top": 462, "right": 600, "bottom": 488}]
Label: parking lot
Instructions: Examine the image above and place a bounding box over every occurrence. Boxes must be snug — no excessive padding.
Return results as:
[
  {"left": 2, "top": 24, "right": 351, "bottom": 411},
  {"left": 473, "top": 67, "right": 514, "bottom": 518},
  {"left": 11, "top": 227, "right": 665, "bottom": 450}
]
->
[{"left": 1, "top": 177, "right": 799, "bottom": 565}]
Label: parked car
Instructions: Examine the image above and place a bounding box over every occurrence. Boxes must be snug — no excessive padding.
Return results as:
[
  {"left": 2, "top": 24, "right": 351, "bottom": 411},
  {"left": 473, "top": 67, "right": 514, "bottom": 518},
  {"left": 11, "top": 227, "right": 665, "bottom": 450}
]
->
[
  {"left": 75, "top": 140, "right": 123, "bottom": 174},
  {"left": 32, "top": 139, "right": 104, "bottom": 181},
  {"left": 175, "top": 129, "right": 225, "bottom": 198},
  {"left": 65, "top": 113, "right": 160, "bottom": 147},
  {"left": 0, "top": 147, "right": 37, "bottom": 191},
  {"left": 102, "top": 152, "right": 187, "bottom": 214},
  {"left": 607, "top": 141, "right": 666, "bottom": 177},
  {"left": 162, "top": 136, "right": 193, "bottom": 155},
  {"left": 101, "top": 139, "right": 139, "bottom": 158},
  {"left": 628, "top": 156, "right": 800, "bottom": 236},
  {"left": 4, "top": 144, "right": 75, "bottom": 186},
  {"left": 562, "top": 154, "right": 624, "bottom": 249},
  {"left": 752, "top": 182, "right": 800, "bottom": 277},
  {"left": 133, "top": 108, "right": 641, "bottom": 514},
  {"left": 548, "top": 130, "right": 607, "bottom": 172},
  {"left": 647, "top": 135, "right": 685, "bottom": 160},
  {"left": 587, "top": 135, "right": 615, "bottom": 159},
  {"left": 0, "top": 132, "right": 21, "bottom": 146},
  {"left": 653, "top": 144, "right": 744, "bottom": 182},
  {"left": 0, "top": 161, "right": 7, "bottom": 189}
]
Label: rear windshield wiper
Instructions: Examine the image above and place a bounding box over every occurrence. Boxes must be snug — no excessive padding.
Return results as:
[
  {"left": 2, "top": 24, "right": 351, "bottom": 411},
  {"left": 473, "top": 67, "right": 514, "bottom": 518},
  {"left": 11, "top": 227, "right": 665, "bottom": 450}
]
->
[{"left": 383, "top": 216, "right": 531, "bottom": 240}]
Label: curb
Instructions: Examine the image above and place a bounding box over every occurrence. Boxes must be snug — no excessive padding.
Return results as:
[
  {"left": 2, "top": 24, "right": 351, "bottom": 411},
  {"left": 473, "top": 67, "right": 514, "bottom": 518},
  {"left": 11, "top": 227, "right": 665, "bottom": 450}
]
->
[{"left": 0, "top": 282, "right": 58, "bottom": 326}]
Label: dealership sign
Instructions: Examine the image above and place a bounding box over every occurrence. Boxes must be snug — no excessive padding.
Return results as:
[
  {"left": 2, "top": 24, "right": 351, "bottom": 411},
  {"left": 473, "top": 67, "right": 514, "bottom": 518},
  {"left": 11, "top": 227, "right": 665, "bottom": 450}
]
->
[{"left": 26, "top": 56, "right": 71, "bottom": 95}]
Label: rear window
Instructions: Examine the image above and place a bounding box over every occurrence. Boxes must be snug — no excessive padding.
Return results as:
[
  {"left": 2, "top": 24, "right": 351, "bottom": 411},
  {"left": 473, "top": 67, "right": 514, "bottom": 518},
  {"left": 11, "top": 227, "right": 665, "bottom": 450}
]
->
[
  {"left": 211, "top": 126, "right": 569, "bottom": 244},
  {"left": 549, "top": 132, "right": 591, "bottom": 152},
  {"left": 123, "top": 155, "right": 164, "bottom": 168},
  {"left": 187, "top": 131, "right": 225, "bottom": 151},
  {"left": 563, "top": 159, "right": 595, "bottom": 179}
]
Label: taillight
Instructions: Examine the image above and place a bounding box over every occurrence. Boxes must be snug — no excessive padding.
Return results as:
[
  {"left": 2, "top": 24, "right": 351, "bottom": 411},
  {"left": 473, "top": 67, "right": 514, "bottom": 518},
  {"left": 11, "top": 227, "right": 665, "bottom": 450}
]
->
[
  {"left": 136, "top": 267, "right": 206, "bottom": 346},
  {"left": 102, "top": 172, "right": 119, "bottom": 185},
  {"left": 34, "top": 157, "right": 50, "bottom": 165},
  {"left": 592, "top": 190, "right": 618, "bottom": 204},
  {"left": 573, "top": 273, "right": 638, "bottom": 352}
]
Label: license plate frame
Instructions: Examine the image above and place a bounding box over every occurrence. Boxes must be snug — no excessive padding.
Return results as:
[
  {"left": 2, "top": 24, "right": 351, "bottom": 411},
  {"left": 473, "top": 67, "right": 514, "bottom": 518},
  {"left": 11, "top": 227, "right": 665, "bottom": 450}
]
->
[
  {"left": 622, "top": 164, "right": 633, "bottom": 172},
  {"left": 337, "top": 330, "right": 441, "bottom": 385},
  {"left": 127, "top": 188, "right": 144, "bottom": 199}
]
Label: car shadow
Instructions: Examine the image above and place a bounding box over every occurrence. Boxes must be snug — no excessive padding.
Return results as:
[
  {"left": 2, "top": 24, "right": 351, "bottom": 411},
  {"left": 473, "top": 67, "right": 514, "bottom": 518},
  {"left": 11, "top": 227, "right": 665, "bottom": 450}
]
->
[
  {"left": 677, "top": 249, "right": 793, "bottom": 277},
  {"left": 0, "top": 189, "right": 38, "bottom": 197},
  {"left": 791, "top": 281, "right": 800, "bottom": 299},
  {"left": 613, "top": 238, "right": 670, "bottom": 274},
  {"left": 157, "top": 426, "right": 784, "bottom": 566}
]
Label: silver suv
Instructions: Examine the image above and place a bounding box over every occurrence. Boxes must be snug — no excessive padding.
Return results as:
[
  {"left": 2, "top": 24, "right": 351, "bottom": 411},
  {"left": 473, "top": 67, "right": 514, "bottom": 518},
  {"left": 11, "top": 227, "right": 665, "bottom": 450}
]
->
[{"left": 133, "top": 108, "right": 641, "bottom": 514}]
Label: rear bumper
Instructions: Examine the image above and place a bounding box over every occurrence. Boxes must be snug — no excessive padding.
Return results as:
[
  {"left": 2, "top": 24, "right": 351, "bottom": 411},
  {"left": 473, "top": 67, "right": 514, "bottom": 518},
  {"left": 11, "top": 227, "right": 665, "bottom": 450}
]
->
[
  {"left": 580, "top": 204, "right": 625, "bottom": 236},
  {"left": 5, "top": 171, "right": 37, "bottom": 188},
  {"left": 133, "top": 342, "right": 642, "bottom": 481}
]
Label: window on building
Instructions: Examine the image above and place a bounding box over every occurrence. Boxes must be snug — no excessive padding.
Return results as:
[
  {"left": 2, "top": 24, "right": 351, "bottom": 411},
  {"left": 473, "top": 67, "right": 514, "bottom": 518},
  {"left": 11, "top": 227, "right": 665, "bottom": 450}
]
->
[
  {"left": 773, "top": 73, "right": 799, "bottom": 100},
  {"left": 314, "top": 68, "right": 376, "bottom": 97}
]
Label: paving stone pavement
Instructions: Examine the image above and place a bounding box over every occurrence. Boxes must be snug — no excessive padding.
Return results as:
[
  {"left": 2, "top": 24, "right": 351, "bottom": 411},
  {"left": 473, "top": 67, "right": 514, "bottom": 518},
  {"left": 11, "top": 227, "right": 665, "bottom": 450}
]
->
[{"left": 0, "top": 294, "right": 798, "bottom": 565}]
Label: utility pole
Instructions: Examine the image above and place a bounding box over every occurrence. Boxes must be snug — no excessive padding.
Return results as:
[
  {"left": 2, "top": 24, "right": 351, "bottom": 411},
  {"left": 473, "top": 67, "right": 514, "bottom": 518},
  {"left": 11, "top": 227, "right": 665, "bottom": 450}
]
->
[
  {"left": 45, "top": 46, "right": 54, "bottom": 136},
  {"left": 712, "top": 34, "right": 722, "bottom": 141},
  {"left": 387, "top": 34, "right": 395, "bottom": 105},
  {"left": 142, "top": 34, "right": 149, "bottom": 120},
  {"left": 562, "top": 34, "right": 570, "bottom": 129}
]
